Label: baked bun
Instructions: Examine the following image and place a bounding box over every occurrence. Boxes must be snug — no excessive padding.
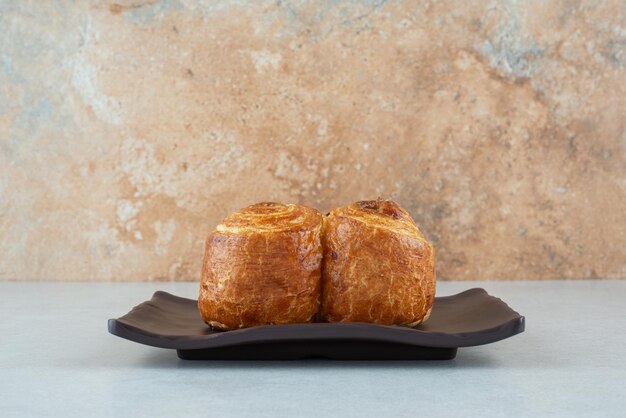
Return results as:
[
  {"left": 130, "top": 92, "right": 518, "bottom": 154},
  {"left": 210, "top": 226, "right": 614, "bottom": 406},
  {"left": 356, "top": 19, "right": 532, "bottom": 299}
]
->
[
  {"left": 320, "top": 199, "right": 435, "bottom": 326},
  {"left": 198, "top": 202, "right": 323, "bottom": 330}
]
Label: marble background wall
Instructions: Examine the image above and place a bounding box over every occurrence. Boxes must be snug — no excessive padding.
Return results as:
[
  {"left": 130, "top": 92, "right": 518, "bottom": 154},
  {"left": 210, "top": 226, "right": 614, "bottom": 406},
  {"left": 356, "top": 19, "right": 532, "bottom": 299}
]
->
[{"left": 1, "top": 0, "right": 624, "bottom": 281}]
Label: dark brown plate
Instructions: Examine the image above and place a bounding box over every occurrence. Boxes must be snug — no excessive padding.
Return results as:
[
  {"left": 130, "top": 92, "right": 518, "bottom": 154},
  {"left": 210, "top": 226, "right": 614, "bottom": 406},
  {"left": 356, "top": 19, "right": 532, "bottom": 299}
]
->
[{"left": 108, "top": 288, "right": 524, "bottom": 360}]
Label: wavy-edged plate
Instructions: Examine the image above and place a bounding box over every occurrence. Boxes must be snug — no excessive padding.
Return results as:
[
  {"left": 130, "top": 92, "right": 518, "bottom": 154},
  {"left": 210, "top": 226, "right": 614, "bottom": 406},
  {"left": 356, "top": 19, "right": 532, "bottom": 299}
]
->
[{"left": 108, "top": 288, "right": 524, "bottom": 360}]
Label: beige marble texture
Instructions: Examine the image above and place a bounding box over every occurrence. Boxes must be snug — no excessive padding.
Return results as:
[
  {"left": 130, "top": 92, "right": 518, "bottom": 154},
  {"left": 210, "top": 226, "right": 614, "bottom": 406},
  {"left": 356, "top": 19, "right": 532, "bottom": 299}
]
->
[{"left": 0, "top": 0, "right": 624, "bottom": 281}]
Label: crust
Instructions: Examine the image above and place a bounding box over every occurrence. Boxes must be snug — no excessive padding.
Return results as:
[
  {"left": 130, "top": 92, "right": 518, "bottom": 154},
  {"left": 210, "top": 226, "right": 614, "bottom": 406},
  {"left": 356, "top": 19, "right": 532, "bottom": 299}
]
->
[
  {"left": 320, "top": 199, "right": 436, "bottom": 326},
  {"left": 198, "top": 202, "right": 323, "bottom": 330}
]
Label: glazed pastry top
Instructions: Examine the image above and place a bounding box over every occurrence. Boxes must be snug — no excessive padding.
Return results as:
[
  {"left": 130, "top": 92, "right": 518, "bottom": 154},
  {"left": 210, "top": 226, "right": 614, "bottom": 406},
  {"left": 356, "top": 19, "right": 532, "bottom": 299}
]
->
[{"left": 327, "top": 199, "right": 425, "bottom": 238}]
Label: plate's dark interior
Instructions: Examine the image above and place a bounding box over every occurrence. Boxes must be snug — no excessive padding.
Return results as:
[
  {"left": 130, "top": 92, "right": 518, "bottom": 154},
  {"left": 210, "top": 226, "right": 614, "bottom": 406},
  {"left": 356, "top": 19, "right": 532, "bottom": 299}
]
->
[{"left": 109, "top": 288, "right": 524, "bottom": 360}]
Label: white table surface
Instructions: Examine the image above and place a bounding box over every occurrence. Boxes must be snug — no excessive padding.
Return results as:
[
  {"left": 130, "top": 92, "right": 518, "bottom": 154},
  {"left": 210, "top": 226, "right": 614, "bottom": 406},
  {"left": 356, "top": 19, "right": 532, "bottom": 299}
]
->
[{"left": 1, "top": 280, "right": 625, "bottom": 417}]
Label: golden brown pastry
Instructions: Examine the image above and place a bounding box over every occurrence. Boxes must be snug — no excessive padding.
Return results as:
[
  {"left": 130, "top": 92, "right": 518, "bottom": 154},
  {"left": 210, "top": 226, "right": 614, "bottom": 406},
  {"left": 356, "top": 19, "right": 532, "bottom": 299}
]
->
[
  {"left": 320, "top": 199, "right": 436, "bottom": 326},
  {"left": 198, "top": 202, "right": 323, "bottom": 330}
]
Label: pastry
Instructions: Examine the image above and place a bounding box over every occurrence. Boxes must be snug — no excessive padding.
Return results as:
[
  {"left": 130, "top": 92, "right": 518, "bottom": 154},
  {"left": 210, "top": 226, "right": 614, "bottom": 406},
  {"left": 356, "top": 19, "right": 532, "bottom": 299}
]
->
[
  {"left": 198, "top": 202, "right": 323, "bottom": 330},
  {"left": 320, "top": 199, "right": 435, "bottom": 326}
]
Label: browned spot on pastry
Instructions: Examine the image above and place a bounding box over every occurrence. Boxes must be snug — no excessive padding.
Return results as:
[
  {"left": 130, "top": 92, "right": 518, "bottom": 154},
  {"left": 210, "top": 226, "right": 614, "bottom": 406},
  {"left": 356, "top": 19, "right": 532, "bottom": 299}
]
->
[{"left": 356, "top": 198, "right": 403, "bottom": 219}]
